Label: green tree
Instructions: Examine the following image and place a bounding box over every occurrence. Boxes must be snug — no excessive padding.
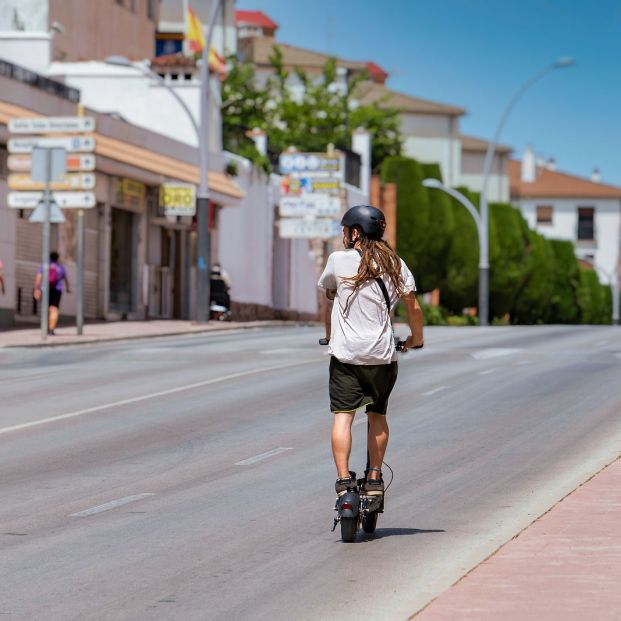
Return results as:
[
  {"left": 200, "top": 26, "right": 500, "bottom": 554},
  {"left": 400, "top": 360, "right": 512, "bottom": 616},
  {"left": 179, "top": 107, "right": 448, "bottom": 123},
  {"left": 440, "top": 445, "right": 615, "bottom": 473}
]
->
[
  {"left": 220, "top": 55, "right": 271, "bottom": 172},
  {"left": 221, "top": 46, "right": 403, "bottom": 171},
  {"left": 441, "top": 186, "right": 479, "bottom": 313}
]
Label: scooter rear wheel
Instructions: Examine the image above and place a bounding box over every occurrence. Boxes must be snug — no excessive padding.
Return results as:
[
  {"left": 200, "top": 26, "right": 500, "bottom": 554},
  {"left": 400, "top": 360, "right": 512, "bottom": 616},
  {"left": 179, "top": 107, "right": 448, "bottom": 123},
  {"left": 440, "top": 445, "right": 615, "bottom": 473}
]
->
[
  {"left": 361, "top": 510, "right": 378, "bottom": 534},
  {"left": 340, "top": 517, "right": 358, "bottom": 543}
]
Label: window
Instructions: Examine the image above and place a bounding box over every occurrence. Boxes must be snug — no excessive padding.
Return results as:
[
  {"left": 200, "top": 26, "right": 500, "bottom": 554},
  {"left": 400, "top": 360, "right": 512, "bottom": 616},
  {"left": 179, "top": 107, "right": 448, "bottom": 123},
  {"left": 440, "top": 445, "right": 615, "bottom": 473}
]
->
[
  {"left": 116, "top": 0, "right": 124, "bottom": 5},
  {"left": 147, "top": 0, "right": 157, "bottom": 20},
  {"left": 129, "top": 0, "right": 137, "bottom": 12},
  {"left": 536, "top": 205, "right": 553, "bottom": 225},
  {"left": 577, "top": 207, "right": 595, "bottom": 241}
]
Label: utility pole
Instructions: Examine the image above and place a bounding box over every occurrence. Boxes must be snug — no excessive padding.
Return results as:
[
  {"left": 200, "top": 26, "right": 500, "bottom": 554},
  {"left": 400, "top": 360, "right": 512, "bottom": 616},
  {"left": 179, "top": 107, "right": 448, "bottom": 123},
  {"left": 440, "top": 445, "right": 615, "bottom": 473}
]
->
[{"left": 196, "top": 0, "right": 224, "bottom": 322}]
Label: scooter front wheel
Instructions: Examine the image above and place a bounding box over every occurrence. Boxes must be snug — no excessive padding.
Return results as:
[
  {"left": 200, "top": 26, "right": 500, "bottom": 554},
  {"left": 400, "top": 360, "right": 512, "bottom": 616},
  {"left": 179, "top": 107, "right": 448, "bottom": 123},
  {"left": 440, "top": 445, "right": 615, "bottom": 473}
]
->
[{"left": 340, "top": 516, "right": 358, "bottom": 543}]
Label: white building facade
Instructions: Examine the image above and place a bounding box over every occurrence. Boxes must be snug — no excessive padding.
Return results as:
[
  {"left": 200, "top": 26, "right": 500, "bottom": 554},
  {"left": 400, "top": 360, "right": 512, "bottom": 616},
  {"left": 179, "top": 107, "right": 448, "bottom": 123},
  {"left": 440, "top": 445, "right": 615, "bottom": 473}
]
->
[{"left": 510, "top": 152, "right": 621, "bottom": 287}]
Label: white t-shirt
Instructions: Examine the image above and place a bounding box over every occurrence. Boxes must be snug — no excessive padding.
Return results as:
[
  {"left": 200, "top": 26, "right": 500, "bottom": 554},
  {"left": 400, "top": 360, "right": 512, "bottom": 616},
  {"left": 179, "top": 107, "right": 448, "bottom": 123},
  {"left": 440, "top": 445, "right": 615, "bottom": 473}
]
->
[{"left": 318, "top": 249, "right": 416, "bottom": 365}]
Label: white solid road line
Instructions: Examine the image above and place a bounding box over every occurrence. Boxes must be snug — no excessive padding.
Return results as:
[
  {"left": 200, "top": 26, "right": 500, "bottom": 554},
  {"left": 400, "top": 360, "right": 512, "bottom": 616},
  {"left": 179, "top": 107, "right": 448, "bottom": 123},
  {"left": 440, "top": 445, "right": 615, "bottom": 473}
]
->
[
  {"left": 70, "top": 493, "right": 156, "bottom": 518},
  {"left": 235, "top": 447, "right": 293, "bottom": 466},
  {"left": 0, "top": 359, "right": 318, "bottom": 437},
  {"left": 422, "top": 386, "right": 448, "bottom": 396}
]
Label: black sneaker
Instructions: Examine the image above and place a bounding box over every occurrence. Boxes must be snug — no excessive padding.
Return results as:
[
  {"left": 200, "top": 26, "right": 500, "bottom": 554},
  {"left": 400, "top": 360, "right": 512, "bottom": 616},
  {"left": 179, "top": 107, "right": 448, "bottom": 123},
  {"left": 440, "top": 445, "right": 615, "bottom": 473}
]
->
[
  {"left": 335, "top": 471, "right": 357, "bottom": 496},
  {"left": 361, "top": 477, "right": 384, "bottom": 497}
]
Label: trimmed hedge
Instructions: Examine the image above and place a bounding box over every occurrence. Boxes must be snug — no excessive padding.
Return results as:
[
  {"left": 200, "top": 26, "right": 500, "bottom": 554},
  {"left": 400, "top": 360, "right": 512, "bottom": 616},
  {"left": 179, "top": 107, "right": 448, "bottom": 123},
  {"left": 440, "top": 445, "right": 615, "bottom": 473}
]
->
[{"left": 380, "top": 155, "right": 612, "bottom": 325}]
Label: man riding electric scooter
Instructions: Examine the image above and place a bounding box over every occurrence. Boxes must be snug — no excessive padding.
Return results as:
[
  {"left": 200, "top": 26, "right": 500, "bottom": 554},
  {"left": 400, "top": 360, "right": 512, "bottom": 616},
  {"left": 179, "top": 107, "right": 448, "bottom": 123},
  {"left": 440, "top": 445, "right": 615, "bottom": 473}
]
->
[{"left": 318, "top": 205, "right": 424, "bottom": 540}]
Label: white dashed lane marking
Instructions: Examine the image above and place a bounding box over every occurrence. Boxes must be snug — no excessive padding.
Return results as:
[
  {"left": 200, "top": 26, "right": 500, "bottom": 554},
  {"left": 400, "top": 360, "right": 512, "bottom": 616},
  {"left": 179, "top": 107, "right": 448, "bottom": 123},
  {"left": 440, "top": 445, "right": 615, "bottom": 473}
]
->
[
  {"left": 235, "top": 447, "right": 293, "bottom": 466},
  {"left": 471, "top": 348, "right": 520, "bottom": 360},
  {"left": 70, "top": 493, "right": 156, "bottom": 518},
  {"left": 422, "top": 386, "right": 448, "bottom": 397},
  {"left": 479, "top": 369, "right": 497, "bottom": 376}
]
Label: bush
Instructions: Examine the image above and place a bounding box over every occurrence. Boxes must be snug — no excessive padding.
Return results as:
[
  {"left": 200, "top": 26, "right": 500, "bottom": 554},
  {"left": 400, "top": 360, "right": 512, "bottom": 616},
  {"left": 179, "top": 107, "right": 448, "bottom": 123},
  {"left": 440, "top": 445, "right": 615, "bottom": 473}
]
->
[
  {"left": 577, "top": 267, "right": 611, "bottom": 324},
  {"left": 420, "top": 302, "right": 448, "bottom": 326},
  {"left": 381, "top": 157, "right": 431, "bottom": 289},
  {"left": 440, "top": 187, "right": 479, "bottom": 314},
  {"left": 548, "top": 240, "right": 580, "bottom": 323},
  {"left": 489, "top": 203, "right": 530, "bottom": 319}
]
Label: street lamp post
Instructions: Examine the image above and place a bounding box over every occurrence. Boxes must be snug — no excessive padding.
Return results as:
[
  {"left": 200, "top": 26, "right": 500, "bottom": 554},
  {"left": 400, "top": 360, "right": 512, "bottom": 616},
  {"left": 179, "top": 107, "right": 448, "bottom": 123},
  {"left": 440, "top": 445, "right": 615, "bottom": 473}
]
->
[
  {"left": 423, "top": 178, "right": 486, "bottom": 320},
  {"left": 477, "top": 57, "right": 575, "bottom": 325},
  {"left": 105, "top": 0, "right": 223, "bottom": 323}
]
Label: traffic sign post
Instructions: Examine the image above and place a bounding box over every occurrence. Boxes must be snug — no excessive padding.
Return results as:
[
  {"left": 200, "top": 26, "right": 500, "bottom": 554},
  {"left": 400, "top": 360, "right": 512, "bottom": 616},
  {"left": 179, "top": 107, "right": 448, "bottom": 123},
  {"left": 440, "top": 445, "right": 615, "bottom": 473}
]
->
[
  {"left": 9, "top": 116, "right": 97, "bottom": 340},
  {"left": 36, "top": 147, "right": 67, "bottom": 341}
]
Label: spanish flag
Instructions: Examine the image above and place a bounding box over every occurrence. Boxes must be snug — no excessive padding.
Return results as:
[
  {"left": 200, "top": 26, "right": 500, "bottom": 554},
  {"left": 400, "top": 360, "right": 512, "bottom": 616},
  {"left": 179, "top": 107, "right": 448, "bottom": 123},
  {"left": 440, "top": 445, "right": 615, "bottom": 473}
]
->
[
  {"left": 186, "top": 5, "right": 227, "bottom": 75},
  {"left": 186, "top": 5, "right": 205, "bottom": 54}
]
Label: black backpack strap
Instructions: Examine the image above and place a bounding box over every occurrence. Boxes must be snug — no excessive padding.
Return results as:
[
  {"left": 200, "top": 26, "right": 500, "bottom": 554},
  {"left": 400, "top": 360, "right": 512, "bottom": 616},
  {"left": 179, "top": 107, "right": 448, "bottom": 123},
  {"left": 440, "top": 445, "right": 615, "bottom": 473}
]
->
[
  {"left": 356, "top": 248, "right": 391, "bottom": 313},
  {"left": 375, "top": 277, "right": 391, "bottom": 313}
]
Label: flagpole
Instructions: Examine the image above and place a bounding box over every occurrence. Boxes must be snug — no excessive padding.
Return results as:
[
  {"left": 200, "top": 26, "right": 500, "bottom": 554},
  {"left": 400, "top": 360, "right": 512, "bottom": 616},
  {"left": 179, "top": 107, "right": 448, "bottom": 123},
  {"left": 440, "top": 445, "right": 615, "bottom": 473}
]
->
[{"left": 182, "top": 0, "right": 190, "bottom": 56}]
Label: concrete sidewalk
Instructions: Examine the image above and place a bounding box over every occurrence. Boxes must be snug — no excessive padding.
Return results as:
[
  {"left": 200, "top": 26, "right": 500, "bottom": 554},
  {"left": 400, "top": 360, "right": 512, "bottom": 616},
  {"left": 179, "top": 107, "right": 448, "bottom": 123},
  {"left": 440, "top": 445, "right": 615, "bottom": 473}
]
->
[
  {"left": 0, "top": 319, "right": 310, "bottom": 348},
  {"left": 413, "top": 456, "right": 621, "bottom": 620}
]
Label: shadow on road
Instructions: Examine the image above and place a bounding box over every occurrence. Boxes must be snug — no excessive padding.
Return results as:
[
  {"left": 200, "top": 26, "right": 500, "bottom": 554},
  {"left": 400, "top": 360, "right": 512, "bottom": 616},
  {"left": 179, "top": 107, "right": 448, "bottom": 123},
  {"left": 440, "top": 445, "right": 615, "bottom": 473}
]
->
[{"left": 362, "top": 527, "right": 446, "bottom": 540}]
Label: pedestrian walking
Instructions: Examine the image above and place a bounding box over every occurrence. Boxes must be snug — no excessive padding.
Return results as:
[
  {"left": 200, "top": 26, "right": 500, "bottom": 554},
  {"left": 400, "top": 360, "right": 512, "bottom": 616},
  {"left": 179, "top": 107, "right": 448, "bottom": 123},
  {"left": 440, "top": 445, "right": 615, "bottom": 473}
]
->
[
  {"left": 33, "top": 251, "right": 71, "bottom": 335},
  {"left": 0, "top": 259, "right": 5, "bottom": 295},
  {"left": 318, "top": 205, "right": 424, "bottom": 499}
]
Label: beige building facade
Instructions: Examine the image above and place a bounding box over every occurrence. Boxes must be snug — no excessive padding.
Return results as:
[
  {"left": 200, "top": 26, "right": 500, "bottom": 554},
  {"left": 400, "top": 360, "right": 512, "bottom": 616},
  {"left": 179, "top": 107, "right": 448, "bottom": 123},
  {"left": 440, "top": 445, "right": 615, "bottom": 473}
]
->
[{"left": 0, "top": 59, "right": 243, "bottom": 329}]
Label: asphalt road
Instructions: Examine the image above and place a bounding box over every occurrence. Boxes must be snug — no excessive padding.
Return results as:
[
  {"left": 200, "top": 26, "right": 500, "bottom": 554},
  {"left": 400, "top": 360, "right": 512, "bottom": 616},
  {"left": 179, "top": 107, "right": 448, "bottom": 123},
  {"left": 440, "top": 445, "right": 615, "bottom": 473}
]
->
[{"left": 1, "top": 325, "right": 620, "bottom": 621}]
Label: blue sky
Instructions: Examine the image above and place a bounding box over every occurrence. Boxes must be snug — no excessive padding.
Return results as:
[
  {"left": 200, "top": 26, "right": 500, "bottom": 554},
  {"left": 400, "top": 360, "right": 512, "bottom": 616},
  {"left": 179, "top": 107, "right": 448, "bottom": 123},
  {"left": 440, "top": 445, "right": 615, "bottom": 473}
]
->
[{"left": 236, "top": 0, "right": 621, "bottom": 186}]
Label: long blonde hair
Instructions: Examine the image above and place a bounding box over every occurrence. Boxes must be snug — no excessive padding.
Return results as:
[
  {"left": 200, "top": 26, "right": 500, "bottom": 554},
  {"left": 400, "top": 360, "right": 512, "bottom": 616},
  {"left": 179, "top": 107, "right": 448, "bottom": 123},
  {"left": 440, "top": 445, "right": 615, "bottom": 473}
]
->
[{"left": 342, "top": 235, "right": 405, "bottom": 313}]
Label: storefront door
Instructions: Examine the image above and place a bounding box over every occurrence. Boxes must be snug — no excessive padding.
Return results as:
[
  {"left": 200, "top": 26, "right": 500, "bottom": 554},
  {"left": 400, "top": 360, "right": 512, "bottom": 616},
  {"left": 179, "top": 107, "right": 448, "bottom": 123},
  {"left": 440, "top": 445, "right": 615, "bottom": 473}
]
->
[{"left": 109, "top": 208, "right": 135, "bottom": 312}]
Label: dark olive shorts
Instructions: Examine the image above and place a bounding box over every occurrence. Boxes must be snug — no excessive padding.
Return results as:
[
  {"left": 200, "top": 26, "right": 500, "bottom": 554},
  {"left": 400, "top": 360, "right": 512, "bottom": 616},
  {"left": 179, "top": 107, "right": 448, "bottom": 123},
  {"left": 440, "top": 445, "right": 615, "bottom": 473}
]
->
[{"left": 329, "top": 356, "right": 398, "bottom": 415}]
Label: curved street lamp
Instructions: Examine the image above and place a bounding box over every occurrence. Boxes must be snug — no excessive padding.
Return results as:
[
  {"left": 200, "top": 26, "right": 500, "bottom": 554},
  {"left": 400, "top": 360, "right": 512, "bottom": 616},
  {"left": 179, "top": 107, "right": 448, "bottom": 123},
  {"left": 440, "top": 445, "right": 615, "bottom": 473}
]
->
[
  {"left": 105, "top": 0, "right": 223, "bottom": 322},
  {"left": 477, "top": 57, "right": 575, "bottom": 325},
  {"left": 423, "top": 178, "right": 486, "bottom": 320}
]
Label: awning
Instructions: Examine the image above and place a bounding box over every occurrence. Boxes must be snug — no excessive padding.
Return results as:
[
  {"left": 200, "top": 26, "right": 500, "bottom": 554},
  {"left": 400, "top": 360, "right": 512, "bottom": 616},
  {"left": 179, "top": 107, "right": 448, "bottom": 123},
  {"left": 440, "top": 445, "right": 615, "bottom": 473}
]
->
[{"left": 0, "top": 101, "right": 244, "bottom": 204}]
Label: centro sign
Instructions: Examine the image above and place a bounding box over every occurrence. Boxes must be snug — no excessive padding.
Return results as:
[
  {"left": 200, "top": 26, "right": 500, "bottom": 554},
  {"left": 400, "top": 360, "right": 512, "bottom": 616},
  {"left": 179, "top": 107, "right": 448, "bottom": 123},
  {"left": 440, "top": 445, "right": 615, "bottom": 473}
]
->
[{"left": 159, "top": 182, "right": 196, "bottom": 216}]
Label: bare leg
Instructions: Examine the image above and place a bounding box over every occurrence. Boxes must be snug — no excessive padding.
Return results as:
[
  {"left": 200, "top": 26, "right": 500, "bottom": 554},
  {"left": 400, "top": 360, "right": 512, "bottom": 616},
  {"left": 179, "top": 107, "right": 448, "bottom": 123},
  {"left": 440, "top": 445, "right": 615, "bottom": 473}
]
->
[
  {"left": 331, "top": 412, "right": 355, "bottom": 478},
  {"left": 49, "top": 305, "right": 59, "bottom": 331},
  {"left": 367, "top": 412, "right": 389, "bottom": 480}
]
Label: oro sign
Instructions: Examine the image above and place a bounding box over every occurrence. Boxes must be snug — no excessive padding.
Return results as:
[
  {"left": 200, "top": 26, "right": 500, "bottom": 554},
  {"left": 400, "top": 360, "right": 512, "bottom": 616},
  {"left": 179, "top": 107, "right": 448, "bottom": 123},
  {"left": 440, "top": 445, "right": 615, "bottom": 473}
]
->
[{"left": 159, "top": 182, "right": 196, "bottom": 216}]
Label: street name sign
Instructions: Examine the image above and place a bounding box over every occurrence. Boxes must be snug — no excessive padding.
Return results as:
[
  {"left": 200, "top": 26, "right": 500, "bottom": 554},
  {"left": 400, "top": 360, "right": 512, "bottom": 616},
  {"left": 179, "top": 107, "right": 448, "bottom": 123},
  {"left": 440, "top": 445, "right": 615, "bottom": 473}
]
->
[
  {"left": 279, "top": 194, "right": 341, "bottom": 217},
  {"left": 8, "top": 191, "right": 96, "bottom": 209},
  {"left": 9, "top": 116, "right": 96, "bottom": 134},
  {"left": 278, "top": 218, "right": 340, "bottom": 239},
  {"left": 8, "top": 136, "right": 96, "bottom": 154},
  {"left": 8, "top": 153, "right": 96, "bottom": 172},
  {"left": 8, "top": 173, "right": 96, "bottom": 191},
  {"left": 159, "top": 182, "right": 196, "bottom": 216},
  {"left": 28, "top": 201, "right": 66, "bottom": 224}
]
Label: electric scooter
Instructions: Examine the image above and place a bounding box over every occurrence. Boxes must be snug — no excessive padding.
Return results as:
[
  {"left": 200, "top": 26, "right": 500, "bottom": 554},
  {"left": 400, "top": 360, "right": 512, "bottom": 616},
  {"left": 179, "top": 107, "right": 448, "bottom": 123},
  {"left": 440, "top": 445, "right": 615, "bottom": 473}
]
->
[{"left": 323, "top": 338, "right": 409, "bottom": 542}]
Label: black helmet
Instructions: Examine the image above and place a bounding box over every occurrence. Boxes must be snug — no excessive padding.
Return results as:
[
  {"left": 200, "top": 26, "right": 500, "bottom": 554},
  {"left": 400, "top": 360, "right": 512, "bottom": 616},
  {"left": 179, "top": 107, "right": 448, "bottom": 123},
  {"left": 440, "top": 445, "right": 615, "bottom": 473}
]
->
[{"left": 341, "top": 205, "right": 386, "bottom": 240}]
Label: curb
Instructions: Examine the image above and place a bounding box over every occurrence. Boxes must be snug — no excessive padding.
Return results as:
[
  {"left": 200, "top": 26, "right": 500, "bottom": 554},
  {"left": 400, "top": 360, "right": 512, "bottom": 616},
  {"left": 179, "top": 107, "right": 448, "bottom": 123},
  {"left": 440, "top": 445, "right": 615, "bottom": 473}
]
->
[{"left": 1, "top": 321, "right": 320, "bottom": 349}]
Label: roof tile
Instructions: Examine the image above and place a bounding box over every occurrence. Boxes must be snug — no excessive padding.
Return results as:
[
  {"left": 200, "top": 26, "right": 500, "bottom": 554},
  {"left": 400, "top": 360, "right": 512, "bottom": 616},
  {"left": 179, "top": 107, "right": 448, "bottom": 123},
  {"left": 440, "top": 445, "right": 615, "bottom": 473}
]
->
[{"left": 509, "top": 160, "right": 621, "bottom": 199}]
